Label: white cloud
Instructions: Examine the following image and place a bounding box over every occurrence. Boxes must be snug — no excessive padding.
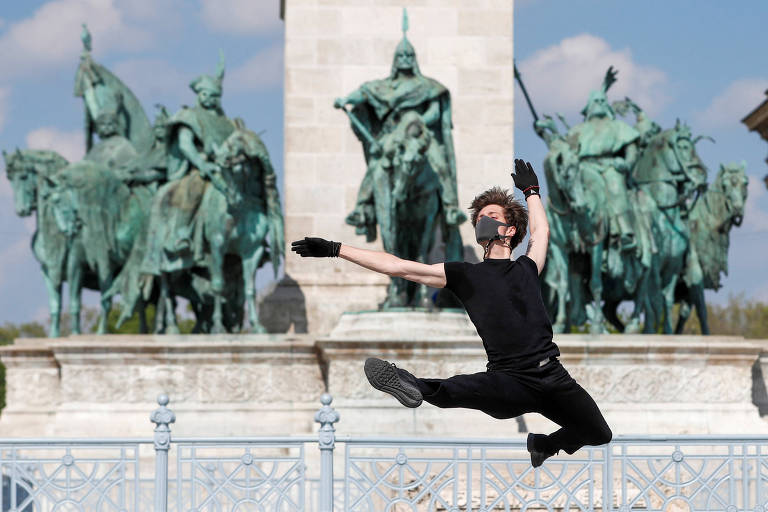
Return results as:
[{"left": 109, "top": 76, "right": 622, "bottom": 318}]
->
[
  {"left": 695, "top": 78, "right": 768, "bottom": 128},
  {"left": 0, "top": 0, "right": 159, "bottom": 79},
  {"left": 228, "top": 44, "right": 283, "bottom": 92},
  {"left": 25, "top": 127, "right": 85, "bottom": 162},
  {"left": 199, "top": 0, "right": 282, "bottom": 35},
  {"left": 517, "top": 33, "right": 668, "bottom": 119}
]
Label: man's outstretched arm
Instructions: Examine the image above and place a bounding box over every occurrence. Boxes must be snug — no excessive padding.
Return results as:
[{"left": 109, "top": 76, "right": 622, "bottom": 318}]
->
[
  {"left": 525, "top": 194, "right": 549, "bottom": 274},
  {"left": 513, "top": 159, "right": 550, "bottom": 275},
  {"left": 291, "top": 237, "right": 447, "bottom": 288}
]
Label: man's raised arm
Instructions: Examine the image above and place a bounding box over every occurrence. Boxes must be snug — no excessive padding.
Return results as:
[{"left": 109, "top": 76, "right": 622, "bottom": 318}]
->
[
  {"left": 290, "top": 237, "right": 447, "bottom": 288},
  {"left": 513, "top": 159, "right": 549, "bottom": 275}
]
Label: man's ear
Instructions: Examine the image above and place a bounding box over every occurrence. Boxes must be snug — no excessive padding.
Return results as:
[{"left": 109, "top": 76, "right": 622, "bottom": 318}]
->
[{"left": 506, "top": 225, "right": 516, "bottom": 238}]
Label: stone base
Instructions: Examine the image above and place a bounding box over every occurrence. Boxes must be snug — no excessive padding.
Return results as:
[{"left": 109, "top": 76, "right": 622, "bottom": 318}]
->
[
  {"left": 0, "top": 334, "right": 325, "bottom": 437},
  {"left": 318, "top": 316, "right": 768, "bottom": 437},
  {"left": 328, "top": 309, "right": 478, "bottom": 339},
  {"left": 1, "top": 313, "right": 767, "bottom": 438}
]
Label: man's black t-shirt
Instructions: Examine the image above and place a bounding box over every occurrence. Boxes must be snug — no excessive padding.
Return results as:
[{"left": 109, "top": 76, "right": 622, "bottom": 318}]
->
[{"left": 444, "top": 255, "right": 559, "bottom": 371}]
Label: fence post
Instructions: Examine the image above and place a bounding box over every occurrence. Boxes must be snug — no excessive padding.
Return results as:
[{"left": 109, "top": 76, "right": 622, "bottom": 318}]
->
[
  {"left": 315, "top": 393, "right": 340, "bottom": 512},
  {"left": 150, "top": 394, "right": 175, "bottom": 512}
]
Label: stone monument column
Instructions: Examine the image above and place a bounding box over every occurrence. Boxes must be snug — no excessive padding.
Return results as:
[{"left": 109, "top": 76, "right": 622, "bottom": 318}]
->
[{"left": 264, "top": 0, "right": 514, "bottom": 334}]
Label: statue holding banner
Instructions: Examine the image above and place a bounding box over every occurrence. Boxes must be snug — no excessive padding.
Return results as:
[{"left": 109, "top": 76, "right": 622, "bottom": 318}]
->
[
  {"left": 515, "top": 65, "right": 748, "bottom": 334},
  {"left": 334, "top": 9, "right": 465, "bottom": 308}
]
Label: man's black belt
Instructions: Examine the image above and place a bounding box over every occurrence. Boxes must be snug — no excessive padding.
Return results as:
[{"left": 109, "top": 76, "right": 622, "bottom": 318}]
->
[{"left": 487, "top": 356, "right": 558, "bottom": 372}]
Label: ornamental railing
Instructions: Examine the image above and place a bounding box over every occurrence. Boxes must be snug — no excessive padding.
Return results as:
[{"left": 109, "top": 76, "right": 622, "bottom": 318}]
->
[{"left": 2, "top": 394, "right": 767, "bottom": 511}]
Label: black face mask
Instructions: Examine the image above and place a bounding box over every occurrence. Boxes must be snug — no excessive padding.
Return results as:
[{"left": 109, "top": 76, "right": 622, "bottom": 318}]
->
[{"left": 475, "top": 215, "right": 511, "bottom": 244}]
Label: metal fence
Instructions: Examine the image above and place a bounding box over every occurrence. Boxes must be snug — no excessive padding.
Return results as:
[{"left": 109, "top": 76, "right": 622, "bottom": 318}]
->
[{"left": 2, "top": 394, "right": 768, "bottom": 511}]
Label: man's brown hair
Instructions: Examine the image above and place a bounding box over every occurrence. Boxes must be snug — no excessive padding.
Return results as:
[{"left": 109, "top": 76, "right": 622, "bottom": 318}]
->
[{"left": 469, "top": 187, "right": 528, "bottom": 249}]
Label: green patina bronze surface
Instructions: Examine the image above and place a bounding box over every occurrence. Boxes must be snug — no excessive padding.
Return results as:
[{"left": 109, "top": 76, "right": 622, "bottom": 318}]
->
[
  {"left": 4, "top": 26, "right": 284, "bottom": 335},
  {"left": 519, "top": 66, "right": 748, "bottom": 334},
  {"left": 335, "top": 9, "right": 465, "bottom": 309}
]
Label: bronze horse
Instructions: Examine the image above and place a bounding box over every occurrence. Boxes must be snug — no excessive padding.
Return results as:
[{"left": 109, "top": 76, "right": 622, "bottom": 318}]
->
[
  {"left": 675, "top": 163, "right": 749, "bottom": 334},
  {"left": 3, "top": 149, "right": 98, "bottom": 337}
]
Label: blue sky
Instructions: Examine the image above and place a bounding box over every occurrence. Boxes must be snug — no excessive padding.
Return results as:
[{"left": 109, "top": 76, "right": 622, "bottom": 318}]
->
[{"left": 0, "top": 0, "right": 765, "bottom": 325}]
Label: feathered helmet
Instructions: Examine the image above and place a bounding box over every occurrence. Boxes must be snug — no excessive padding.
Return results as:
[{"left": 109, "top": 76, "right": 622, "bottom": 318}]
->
[
  {"left": 581, "top": 66, "right": 618, "bottom": 119},
  {"left": 190, "top": 51, "right": 225, "bottom": 95}
]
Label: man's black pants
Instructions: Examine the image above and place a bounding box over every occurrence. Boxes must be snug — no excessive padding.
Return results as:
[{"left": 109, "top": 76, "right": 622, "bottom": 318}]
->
[{"left": 410, "top": 359, "right": 612, "bottom": 455}]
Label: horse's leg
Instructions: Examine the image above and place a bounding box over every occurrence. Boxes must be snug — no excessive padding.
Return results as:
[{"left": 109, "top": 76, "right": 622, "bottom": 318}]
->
[
  {"left": 567, "top": 264, "right": 586, "bottom": 328},
  {"left": 42, "top": 272, "right": 62, "bottom": 338},
  {"left": 587, "top": 246, "right": 607, "bottom": 334},
  {"left": 67, "top": 246, "right": 83, "bottom": 335},
  {"left": 661, "top": 272, "right": 677, "bottom": 335},
  {"left": 154, "top": 280, "right": 166, "bottom": 334},
  {"left": 97, "top": 294, "right": 112, "bottom": 334},
  {"left": 643, "top": 255, "right": 663, "bottom": 333},
  {"left": 243, "top": 248, "right": 266, "bottom": 333},
  {"left": 138, "top": 297, "right": 148, "bottom": 334},
  {"left": 602, "top": 300, "right": 625, "bottom": 332},
  {"left": 692, "top": 285, "right": 709, "bottom": 335},
  {"left": 186, "top": 283, "right": 205, "bottom": 334},
  {"left": 209, "top": 238, "right": 227, "bottom": 334},
  {"left": 96, "top": 264, "right": 113, "bottom": 335},
  {"left": 625, "top": 268, "right": 648, "bottom": 334},
  {"left": 161, "top": 273, "right": 180, "bottom": 334},
  {"left": 660, "top": 230, "right": 687, "bottom": 335},
  {"left": 675, "top": 299, "right": 691, "bottom": 334},
  {"left": 546, "top": 245, "right": 568, "bottom": 333}
]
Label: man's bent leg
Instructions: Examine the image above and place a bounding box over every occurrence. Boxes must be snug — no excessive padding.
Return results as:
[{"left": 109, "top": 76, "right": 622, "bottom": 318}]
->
[{"left": 536, "top": 364, "right": 612, "bottom": 455}]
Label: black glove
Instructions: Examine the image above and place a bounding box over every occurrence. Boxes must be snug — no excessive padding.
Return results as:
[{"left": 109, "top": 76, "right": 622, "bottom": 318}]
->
[
  {"left": 291, "top": 237, "right": 341, "bottom": 258},
  {"left": 512, "top": 158, "right": 540, "bottom": 198}
]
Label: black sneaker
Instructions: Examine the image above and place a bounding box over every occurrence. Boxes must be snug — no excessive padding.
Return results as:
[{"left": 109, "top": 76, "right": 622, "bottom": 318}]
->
[
  {"left": 527, "top": 433, "right": 554, "bottom": 468},
  {"left": 364, "top": 358, "right": 423, "bottom": 408}
]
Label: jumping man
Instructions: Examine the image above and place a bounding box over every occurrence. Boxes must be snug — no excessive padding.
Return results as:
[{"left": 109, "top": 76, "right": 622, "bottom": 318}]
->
[{"left": 291, "top": 159, "right": 612, "bottom": 467}]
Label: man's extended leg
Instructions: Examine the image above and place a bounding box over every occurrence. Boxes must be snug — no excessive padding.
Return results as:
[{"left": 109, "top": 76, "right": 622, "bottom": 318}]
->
[
  {"left": 416, "top": 370, "right": 538, "bottom": 419},
  {"left": 365, "top": 359, "right": 540, "bottom": 419}
]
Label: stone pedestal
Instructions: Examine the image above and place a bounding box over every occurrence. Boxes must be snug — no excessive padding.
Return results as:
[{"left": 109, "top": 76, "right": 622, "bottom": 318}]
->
[
  {"left": 2, "top": 316, "right": 767, "bottom": 438},
  {"left": 0, "top": 334, "right": 325, "bottom": 437},
  {"left": 268, "top": 0, "right": 515, "bottom": 334},
  {"left": 317, "top": 314, "right": 768, "bottom": 438}
]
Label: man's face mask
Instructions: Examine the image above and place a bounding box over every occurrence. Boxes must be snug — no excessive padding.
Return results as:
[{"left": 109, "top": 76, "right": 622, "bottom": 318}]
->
[{"left": 475, "top": 215, "right": 511, "bottom": 244}]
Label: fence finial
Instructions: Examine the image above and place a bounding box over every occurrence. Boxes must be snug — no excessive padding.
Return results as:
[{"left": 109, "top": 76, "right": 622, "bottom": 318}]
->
[
  {"left": 315, "top": 393, "right": 340, "bottom": 442},
  {"left": 150, "top": 394, "right": 176, "bottom": 449}
]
